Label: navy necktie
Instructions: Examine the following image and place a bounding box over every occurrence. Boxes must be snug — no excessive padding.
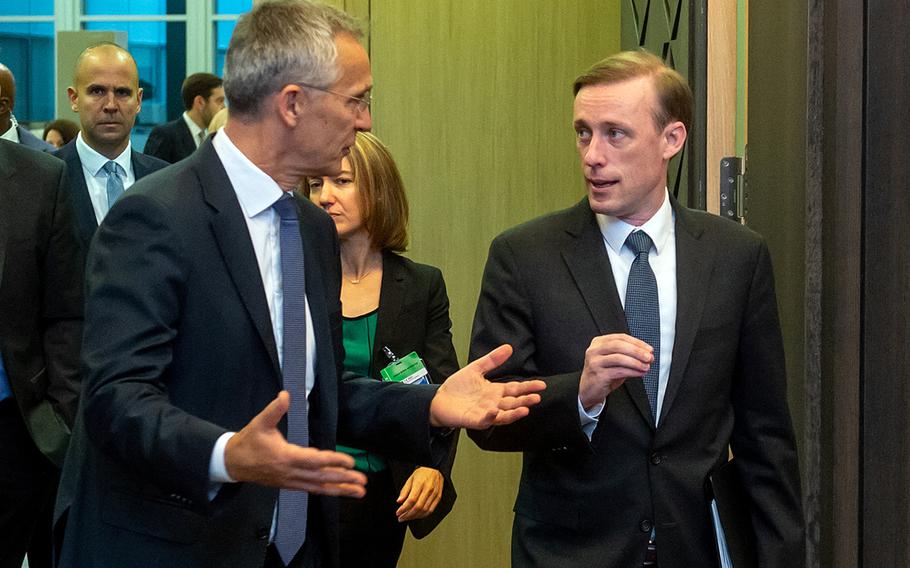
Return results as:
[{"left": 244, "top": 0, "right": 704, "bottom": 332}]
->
[
  {"left": 272, "top": 193, "right": 309, "bottom": 566},
  {"left": 624, "top": 230, "right": 660, "bottom": 419},
  {"left": 103, "top": 161, "right": 124, "bottom": 212}
]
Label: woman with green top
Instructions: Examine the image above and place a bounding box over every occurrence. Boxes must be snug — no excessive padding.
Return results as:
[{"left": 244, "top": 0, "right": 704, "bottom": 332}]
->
[{"left": 305, "top": 131, "right": 460, "bottom": 567}]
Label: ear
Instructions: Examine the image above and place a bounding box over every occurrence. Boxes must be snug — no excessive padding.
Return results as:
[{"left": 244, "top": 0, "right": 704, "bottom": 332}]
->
[
  {"left": 662, "top": 120, "right": 687, "bottom": 160},
  {"left": 0, "top": 95, "right": 10, "bottom": 114},
  {"left": 275, "top": 84, "right": 306, "bottom": 128},
  {"left": 67, "top": 86, "right": 78, "bottom": 112},
  {"left": 193, "top": 94, "right": 204, "bottom": 111},
  {"left": 136, "top": 86, "right": 143, "bottom": 112}
]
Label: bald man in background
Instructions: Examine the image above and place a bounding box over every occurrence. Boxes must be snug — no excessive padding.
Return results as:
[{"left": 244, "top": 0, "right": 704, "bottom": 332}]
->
[
  {"left": 54, "top": 43, "right": 167, "bottom": 253},
  {"left": 0, "top": 63, "right": 55, "bottom": 152}
]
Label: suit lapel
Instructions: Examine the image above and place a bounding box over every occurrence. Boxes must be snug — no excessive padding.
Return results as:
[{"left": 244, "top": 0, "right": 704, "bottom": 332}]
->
[
  {"left": 177, "top": 119, "right": 196, "bottom": 158},
  {"left": 57, "top": 142, "right": 98, "bottom": 246},
  {"left": 131, "top": 150, "right": 158, "bottom": 179},
  {"left": 560, "top": 201, "right": 658, "bottom": 426},
  {"left": 371, "top": 252, "right": 406, "bottom": 377},
  {"left": 197, "top": 143, "right": 281, "bottom": 378},
  {"left": 659, "top": 202, "right": 714, "bottom": 423}
]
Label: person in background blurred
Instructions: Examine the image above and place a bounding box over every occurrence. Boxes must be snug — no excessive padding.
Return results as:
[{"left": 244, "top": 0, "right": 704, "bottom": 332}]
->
[
  {"left": 206, "top": 106, "right": 228, "bottom": 137},
  {"left": 144, "top": 72, "right": 225, "bottom": 163},
  {"left": 0, "top": 62, "right": 55, "bottom": 152},
  {"left": 43, "top": 119, "right": 80, "bottom": 149},
  {"left": 307, "top": 131, "right": 460, "bottom": 568}
]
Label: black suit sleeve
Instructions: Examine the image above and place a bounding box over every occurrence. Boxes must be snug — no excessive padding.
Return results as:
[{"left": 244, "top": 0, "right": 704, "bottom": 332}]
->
[
  {"left": 143, "top": 125, "right": 174, "bottom": 163},
  {"left": 729, "top": 240, "right": 805, "bottom": 564},
  {"left": 80, "top": 192, "right": 225, "bottom": 501},
  {"left": 41, "top": 162, "right": 85, "bottom": 429},
  {"left": 468, "top": 234, "right": 591, "bottom": 453}
]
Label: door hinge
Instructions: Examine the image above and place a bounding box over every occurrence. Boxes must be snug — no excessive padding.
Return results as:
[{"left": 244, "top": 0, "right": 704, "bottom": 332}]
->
[{"left": 719, "top": 156, "right": 746, "bottom": 224}]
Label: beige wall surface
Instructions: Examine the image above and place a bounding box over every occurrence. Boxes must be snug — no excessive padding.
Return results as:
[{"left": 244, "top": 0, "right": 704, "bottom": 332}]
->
[{"left": 365, "top": 1, "right": 621, "bottom": 566}]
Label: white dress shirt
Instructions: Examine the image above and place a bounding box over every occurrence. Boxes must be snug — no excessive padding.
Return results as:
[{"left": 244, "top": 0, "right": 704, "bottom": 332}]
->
[
  {"left": 75, "top": 132, "right": 137, "bottom": 223},
  {"left": 208, "top": 129, "right": 317, "bottom": 484},
  {"left": 182, "top": 111, "right": 206, "bottom": 148},
  {"left": 579, "top": 190, "right": 678, "bottom": 433}
]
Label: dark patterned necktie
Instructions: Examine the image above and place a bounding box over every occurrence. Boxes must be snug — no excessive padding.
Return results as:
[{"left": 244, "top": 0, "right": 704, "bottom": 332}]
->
[
  {"left": 624, "top": 230, "right": 660, "bottom": 419},
  {"left": 272, "top": 193, "right": 309, "bottom": 565}
]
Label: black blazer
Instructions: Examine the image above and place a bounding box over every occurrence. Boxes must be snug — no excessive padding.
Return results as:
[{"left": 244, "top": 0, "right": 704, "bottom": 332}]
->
[
  {"left": 144, "top": 117, "right": 198, "bottom": 164},
  {"left": 54, "top": 139, "right": 169, "bottom": 252},
  {"left": 366, "top": 251, "right": 460, "bottom": 538},
  {"left": 55, "top": 139, "right": 449, "bottom": 568},
  {"left": 469, "top": 197, "right": 804, "bottom": 568},
  {"left": 0, "top": 140, "right": 83, "bottom": 467}
]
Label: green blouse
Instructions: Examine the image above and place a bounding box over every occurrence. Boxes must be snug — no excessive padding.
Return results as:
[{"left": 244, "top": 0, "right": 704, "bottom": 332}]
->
[{"left": 337, "top": 309, "right": 387, "bottom": 473}]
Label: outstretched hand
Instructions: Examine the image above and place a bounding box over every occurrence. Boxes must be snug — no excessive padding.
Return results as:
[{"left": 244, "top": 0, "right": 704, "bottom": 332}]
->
[
  {"left": 225, "top": 391, "right": 367, "bottom": 497},
  {"left": 429, "top": 344, "right": 545, "bottom": 429}
]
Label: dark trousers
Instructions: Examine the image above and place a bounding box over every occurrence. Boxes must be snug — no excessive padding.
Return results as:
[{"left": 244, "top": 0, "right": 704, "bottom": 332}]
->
[
  {"left": 338, "top": 470, "right": 407, "bottom": 568},
  {"left": 0, "top": 398, "right": 58, "bottom": 568}
]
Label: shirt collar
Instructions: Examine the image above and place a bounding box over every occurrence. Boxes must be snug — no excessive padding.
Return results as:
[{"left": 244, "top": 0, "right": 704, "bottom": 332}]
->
[
  {"left": 0, "top": 118, "right": 19, "bottom": 143},
  {"left": 182, "top": 111, "right": 205, "bottom": 142},
  {"left": 75, "top": 131, "right": 133, "bottom": 176},
  {"left": 212, "top": 129, "right": 285, "bottom": 219},
  {"left": 596, "top": 189, "right": 675, "bottom": 255}
]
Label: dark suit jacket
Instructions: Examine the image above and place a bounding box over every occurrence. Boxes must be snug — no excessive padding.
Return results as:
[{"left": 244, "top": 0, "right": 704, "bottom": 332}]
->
[
  {"left": 366, "top": 251, "right": 460, "bottom": 539},
  {"left": 55, "top": 140, "right": 448, "bottom": 568},
  {"left": 16, "top": 124, "right": 55, "bottom": 152},
  {"left": 143, "top": 116, "right": 197, "bottom": 164},
  {"left": 0, "top": 140, "right": 83, "bottom": 467},
  {"left": 53, "top": 139, "right": 168, "bottom": 252},
  {"left": 469, "top": 197, "right": 804, "bottom": 568}
]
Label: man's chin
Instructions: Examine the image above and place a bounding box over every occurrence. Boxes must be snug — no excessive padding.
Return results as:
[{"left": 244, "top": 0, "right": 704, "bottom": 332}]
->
[{"left": 587, "top": 192, "right": 619, "bottom": 216}]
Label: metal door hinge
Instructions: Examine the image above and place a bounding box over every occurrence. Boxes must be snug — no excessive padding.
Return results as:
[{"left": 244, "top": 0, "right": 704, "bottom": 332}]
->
[{"left": 719, "top": 156, "right": 746, "bottom": 224}]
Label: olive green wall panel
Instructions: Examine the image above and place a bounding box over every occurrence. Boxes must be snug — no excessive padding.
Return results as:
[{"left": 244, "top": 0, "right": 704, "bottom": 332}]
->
[{"left": 366, "top": 1, "right": 621, "bottom": 566}]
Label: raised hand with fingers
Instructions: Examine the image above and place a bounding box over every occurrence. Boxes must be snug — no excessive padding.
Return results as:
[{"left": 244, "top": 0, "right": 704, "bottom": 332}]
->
[
  {"left": 224, "top": 391, "right": 367, "bottom": 497},
  {"left": 577, "top": 333, "right": 654, "bottom": 410},
  {"left": 429, "top": 344, "right": 546, "bottom": 429}
]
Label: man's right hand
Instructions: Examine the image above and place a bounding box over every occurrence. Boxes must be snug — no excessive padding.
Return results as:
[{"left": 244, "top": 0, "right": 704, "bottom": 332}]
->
[
  {"left": 225, "top": 391, "right": 367, "bottom": 497},
  {"left": 578, "top": 334, "right": 654, "bottom": 410}
]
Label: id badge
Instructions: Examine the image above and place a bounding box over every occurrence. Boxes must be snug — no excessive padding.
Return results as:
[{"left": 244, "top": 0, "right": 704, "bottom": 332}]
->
[{"left": 380, "top": 351, "right": 430, "bottom": 385}]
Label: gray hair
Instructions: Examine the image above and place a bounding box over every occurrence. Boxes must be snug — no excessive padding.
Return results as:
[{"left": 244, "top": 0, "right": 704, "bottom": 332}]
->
[{"left": 223, "top": 0, "right": 362, "bottom": 117}]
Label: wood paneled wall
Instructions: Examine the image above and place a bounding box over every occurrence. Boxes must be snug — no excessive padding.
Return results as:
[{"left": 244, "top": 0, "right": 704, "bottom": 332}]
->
[{"left": 364, "top": 2, "right": 620, "bottom": 566}]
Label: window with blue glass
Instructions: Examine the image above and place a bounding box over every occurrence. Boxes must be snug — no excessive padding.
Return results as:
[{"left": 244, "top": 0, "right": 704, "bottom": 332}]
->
[
  {"left": 0, "top": 22, "right": 54, "bottom": 122},
  {"left": 0, "top": 0, "right": 254, "bottom": 128},
  {"left": 214, "top": 0, "right": 252, "bottom": 78}
]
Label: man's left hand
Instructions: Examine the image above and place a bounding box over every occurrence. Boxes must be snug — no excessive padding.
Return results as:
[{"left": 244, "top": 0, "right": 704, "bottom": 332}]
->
[
  {"left": 396, "top": 467, "right": 444, "bottom": 522},
  {"left": 429, "top": 344, "right": 545, "bottom": 429}
]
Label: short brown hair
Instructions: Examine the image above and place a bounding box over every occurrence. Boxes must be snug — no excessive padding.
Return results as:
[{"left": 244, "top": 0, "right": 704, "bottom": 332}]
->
[
  {"left": 573, "top": 50, "right": 692, "bottom": 134},
  {"left": 303, "top": 132, "right": 410, "bottom": 252},
  {"left": 181, "top": 73, "right": 223, "bottom": 110},
  {"left": 347, "top": 131, "right": 409, "bottom": 252},
  {"left": 43, "top": 118, "right": 80, "bottom": 145}
]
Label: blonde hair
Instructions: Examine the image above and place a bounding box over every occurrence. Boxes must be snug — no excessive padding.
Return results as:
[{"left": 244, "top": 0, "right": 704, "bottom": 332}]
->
[{"left": 346, "top": 131, "right": 409, "bottom": 252}]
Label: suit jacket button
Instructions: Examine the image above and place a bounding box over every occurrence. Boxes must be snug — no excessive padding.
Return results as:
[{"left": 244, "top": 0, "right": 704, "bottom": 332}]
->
[
  {"left": 256, "top": 527, "right": 270, "bottom": 540},
  {"left": 650, "top": 453, "right": 662, "bottom": 465},
  {"left": 640, "top": 519, "right": 653, "bottom": 533}
]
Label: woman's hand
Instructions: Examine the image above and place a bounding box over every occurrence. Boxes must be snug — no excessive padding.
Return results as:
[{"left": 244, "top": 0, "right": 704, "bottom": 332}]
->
[{"left": 395, "top": 467, "right": 444, "bottom": 522}]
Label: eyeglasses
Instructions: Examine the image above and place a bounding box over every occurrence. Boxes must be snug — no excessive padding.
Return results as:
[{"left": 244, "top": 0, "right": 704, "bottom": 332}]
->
[{"left": 293, "top": 82, "right": 372, "bottom": 113}]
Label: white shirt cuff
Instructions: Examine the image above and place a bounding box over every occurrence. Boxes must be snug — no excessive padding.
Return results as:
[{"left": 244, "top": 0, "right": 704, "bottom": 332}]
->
[
  {"left": 578, "top": 397, "right": 604, "bottom": 440},
  {"left": 209, "top": 431, "right": 237, "bottom": 484}
]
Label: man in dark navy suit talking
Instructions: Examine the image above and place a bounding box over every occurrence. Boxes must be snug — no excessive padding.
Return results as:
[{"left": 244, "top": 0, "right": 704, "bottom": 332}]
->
[{"left": 55, "top": 3, "right": 545, "bottom": 568}]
